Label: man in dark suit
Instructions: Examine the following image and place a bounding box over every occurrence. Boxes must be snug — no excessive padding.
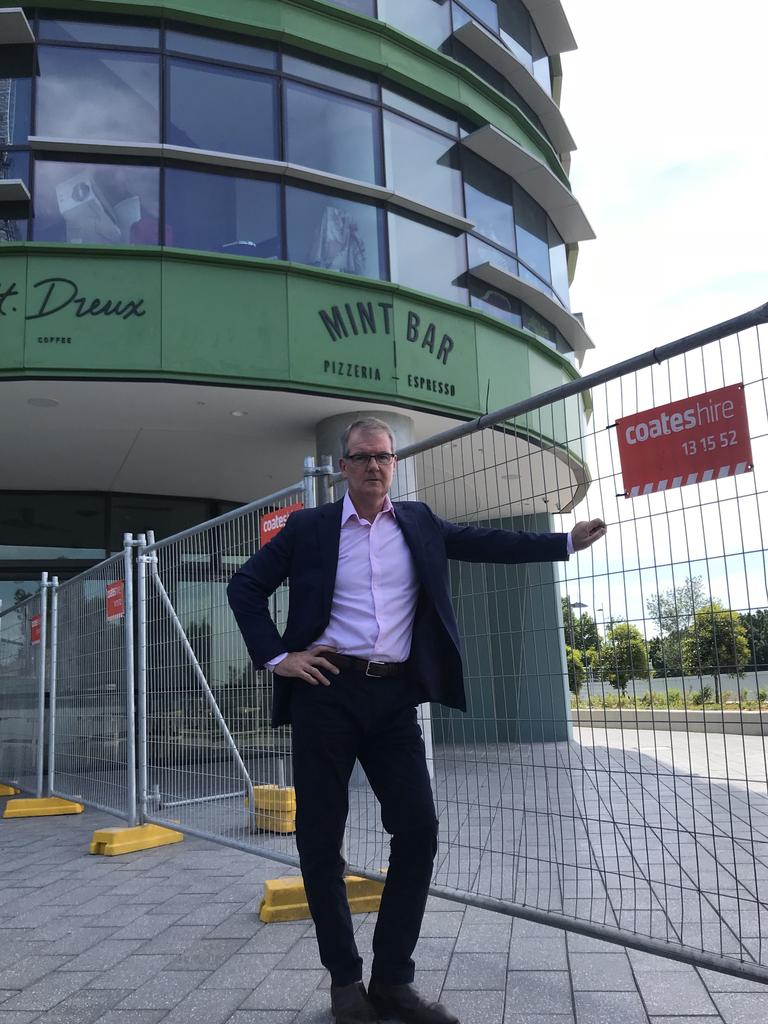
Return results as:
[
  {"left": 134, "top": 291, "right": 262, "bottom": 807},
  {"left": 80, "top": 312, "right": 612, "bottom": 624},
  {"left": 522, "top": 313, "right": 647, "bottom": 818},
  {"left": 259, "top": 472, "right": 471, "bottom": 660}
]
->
[{"left": 228, "top": 417, "right": 606, "bottom": 1024}]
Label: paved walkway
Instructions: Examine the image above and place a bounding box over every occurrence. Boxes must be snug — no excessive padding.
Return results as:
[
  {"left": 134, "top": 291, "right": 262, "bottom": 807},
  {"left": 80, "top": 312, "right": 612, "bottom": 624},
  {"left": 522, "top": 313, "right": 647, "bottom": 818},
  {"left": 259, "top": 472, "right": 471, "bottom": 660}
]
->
[{"left": 2, "top": 796, "right": 768, "bottom": 1024}]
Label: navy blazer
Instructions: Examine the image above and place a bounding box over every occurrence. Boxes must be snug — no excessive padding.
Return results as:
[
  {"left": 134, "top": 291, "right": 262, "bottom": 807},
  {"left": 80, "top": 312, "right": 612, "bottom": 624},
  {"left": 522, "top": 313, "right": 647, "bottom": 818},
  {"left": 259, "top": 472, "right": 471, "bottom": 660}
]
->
[{"left": 227, "top": 498, "right": 569, "bottom": 727}]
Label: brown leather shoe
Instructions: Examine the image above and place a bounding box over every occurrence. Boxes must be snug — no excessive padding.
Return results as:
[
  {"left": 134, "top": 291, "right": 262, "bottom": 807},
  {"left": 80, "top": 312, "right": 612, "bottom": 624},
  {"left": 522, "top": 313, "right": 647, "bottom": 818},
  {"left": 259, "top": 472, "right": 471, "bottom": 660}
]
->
[
  {"left": 368, "top": 981, "right": 459, "bottom": 1024},
  {"left": 331, "top": 981, "right": 380, "bottom": 1023}
]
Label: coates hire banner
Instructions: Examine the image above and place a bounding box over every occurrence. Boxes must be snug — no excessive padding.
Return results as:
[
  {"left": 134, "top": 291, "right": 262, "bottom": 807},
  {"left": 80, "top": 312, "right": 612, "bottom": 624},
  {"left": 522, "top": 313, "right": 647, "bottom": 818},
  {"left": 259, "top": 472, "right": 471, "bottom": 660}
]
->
[
  {"left": 617, "top": 383, "right": 753, "bottom": 498},
  {"left": 260, "top": 503, "right": 304, "bottom": 547}
]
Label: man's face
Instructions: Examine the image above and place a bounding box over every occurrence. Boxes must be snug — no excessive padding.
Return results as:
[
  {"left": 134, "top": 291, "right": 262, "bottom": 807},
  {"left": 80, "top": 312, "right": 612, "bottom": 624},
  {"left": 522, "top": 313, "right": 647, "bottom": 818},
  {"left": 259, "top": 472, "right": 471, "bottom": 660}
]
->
[{"left": 339, "top": 428, "right": 397, "bottom": 507}]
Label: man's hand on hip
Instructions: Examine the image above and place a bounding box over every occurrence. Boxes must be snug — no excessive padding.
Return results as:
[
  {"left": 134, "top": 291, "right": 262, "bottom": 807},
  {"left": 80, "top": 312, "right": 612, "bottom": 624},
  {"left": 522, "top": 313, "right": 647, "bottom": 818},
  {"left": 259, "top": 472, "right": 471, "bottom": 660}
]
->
[
  {"left": 273, "top": 646, "right": 340, "bottom": 686},
  {"left": 571, "top": 519, "right": 608, "bottom": 551}
]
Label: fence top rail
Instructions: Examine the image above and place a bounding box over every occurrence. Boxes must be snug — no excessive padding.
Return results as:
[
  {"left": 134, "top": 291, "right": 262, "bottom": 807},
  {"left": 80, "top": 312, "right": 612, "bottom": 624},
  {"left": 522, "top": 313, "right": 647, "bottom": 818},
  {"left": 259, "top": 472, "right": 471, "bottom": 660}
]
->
[
  {"left": 0, "top": 586, "right": 41, "bottom": 621},
  {"left": 142, "top": 480, "right": 306, "bottom": 554},
  {"left": 54, "top": 550, "right": 127, "bottom": 593}
]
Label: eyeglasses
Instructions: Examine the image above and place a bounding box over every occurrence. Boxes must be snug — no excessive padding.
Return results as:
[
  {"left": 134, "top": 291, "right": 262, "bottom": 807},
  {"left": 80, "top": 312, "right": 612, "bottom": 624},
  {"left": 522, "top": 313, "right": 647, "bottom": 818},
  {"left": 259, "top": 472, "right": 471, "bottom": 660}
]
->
[{"left": 345, "top": 452, "right": 396, "bottom": 466}]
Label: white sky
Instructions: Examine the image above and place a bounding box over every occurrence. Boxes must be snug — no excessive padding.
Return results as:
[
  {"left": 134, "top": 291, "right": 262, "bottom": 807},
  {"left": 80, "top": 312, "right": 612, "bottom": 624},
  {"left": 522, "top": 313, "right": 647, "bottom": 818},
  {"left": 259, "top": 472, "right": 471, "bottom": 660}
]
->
[{"left": 559, "top": 0, "right": 768, "bottom": 373}]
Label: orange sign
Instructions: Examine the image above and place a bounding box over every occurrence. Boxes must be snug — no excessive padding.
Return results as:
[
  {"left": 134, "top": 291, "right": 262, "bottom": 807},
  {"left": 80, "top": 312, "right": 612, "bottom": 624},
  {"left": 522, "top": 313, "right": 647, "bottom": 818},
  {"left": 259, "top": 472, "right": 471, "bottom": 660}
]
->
[
  {"left": 259, "top": 503, "right": 303, "bottom": 546},
  {"left": 30, "top": 614, "right": 41, "bottom": 645},
  {"left": 617, "top": 383, "right": 753, "bottom": 498},
  {"left": 106, "top": 581, "right": 125, "bottom": 622}
]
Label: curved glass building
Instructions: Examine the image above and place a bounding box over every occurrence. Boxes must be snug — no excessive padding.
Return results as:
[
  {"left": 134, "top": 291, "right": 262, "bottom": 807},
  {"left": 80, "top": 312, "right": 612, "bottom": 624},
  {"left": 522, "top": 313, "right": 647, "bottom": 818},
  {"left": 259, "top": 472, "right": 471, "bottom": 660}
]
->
[{"left": 0, "top": 1, "right": 592, "bottom": 600}]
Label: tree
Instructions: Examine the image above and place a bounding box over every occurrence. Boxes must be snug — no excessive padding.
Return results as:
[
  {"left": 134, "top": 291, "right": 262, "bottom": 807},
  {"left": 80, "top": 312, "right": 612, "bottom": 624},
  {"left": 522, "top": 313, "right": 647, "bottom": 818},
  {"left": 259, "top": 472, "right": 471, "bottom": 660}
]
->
[
  {"left": 565, "top": 645, "right": 586, "bottom": 696},
  {"left": 598, "top": 623, "right": 650, "bottom": 693},
  {"left": 681, "top": 601, "right": 750, "bottom": 702},
  {"left": 646, "top": 576, "right": 707, "bottom": 636},
  {"left": 742, "top": 609, "right": 768, "bottom": 670},
  {"left": 561, "top": 598, "right": 600, "bottom": 653}
]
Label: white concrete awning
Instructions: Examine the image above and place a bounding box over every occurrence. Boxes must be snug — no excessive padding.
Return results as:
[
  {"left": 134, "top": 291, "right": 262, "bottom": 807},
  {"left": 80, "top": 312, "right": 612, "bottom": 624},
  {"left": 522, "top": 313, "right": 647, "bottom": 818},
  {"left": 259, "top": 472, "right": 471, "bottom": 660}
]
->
[
  {"left": 0, "top": 178, "right": 30, "bottom": 202},
  {"left": 525, "top": 0, "right": 577, "bottom": 54},
  {"left": 0, "top": 8, "right": 34, "bottom": 44},
  {"left": 461, "top": 124, "right": 594, "bottom": 243},
  {"left": 470, "top": 260, "right": 594, "bottom": 363},
  {"left": 453, "top": 19, "right": 575, "bottom": 154}
]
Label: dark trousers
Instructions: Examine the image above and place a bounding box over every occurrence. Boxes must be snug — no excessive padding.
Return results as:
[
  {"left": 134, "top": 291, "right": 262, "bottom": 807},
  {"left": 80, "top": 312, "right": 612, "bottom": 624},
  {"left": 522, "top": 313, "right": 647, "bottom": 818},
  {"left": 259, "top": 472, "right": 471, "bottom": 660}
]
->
[{"left": 290, "top": 670, "right": 439, "bottom": 986}]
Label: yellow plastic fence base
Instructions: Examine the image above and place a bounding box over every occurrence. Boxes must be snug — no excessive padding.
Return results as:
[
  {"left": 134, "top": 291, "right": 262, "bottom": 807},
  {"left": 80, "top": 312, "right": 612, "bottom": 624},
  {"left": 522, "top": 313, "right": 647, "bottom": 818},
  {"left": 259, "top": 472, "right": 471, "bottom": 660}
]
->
[
  {"left": 0, "top": 785, "right": 20, "bottom": 796},
  {"left": 90, "top": 823, "right": 184, "bottom": 856},
  {"left": 250, "top": 784, "right": 296, "bottom": 834},
  {"left": 3, "top": 797, "right": 84, "bottom": 818},
  {"left": 260, "top": 875, "right": 384, "bottom": 923}
]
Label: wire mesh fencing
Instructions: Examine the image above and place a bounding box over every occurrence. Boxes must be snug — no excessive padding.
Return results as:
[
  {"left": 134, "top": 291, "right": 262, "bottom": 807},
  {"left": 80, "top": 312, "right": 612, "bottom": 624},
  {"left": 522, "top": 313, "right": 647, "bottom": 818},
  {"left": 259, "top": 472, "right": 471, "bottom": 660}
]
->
[
  {"left": 138, "top": 481, "right": 308, "bottom": 865},
  {"left": 50, "top": 542, "right": 137, "bottom": 821},
  {"left": 0, "top": 580, "right": 47, "bottom": 796}
]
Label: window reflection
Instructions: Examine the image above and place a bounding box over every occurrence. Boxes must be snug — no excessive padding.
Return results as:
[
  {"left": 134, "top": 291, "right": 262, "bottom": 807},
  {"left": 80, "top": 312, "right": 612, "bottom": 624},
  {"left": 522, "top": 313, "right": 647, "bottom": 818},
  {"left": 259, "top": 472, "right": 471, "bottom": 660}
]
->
[
  {"left": 37, "top": 17, "right": 159, "bottom": 47},
  {"left": 515, "top": 187, "right": 550, "bottom": 284},
  {"left": 322, "top": 0, "right": 376, "bottom": 16},
  {"left": 168, "top": 59, "right": 278, "bottom": 158},
  {"left": 382, "top": 87, "right": 458, "bottom": 137},
  {"left": 383, "top": 111, "right": 462, "bottom": 214},
  {"left": 287, "top": 186, "right": 384, "bottom": 278},
  {"left": 0, "top": 493, "right": 107, "bottom": 559},
  {"left": 388, "top": 212, "right": 467, "bottom": 305},
  {"left": 283, "top": 55, "right": 377, "bottom": 100},
  {"left": 33, "top": 161, "right": 160, "bottom": 245},
  {"left": 469, "top": 277, "right": 522, "bottom": 327},
  {"left": 285, "top": 81, "right": 382, "bottom": 185},
  {"left": 379, "top": 0, "right": 452, "bottom": 48},
  {"left": 0, "top": 46, "right": 33, "bottom": 145},
  {"left": 165, "top": 28, "right": 276, "bottom": 68},
  {"left": 36, "top": 46, "right": 160, "bottom": 143},
  {"left": 165, "top": 168, "right": 281, "bottom": 259},
  {"left": 464, "top": 152, "right": 515, "bottom": 253}
]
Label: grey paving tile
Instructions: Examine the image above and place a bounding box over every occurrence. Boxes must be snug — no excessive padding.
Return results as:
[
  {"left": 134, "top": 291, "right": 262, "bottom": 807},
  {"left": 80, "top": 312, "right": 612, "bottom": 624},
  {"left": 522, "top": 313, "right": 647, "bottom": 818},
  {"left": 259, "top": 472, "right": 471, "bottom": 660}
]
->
[
  {"left": 454, "top": 920, "right": 511, "bottom": 954},
  {"left": 240, "top": 970, "right": 325, "bottom": 1011},
  {"left": 507, "top": 936, "right": 568, "bottom": 971},
  {"left": 441, "top": 989, "right": 505, "bottom": 1024},
  {"left": 146, "top": 895, "right": 211, "bottom": 917},
  {"left": 573, "top": 991, "right": 649, "bottom": 1024},
  {"left": 91, "top": 1013, "right": 167, "bottom": 1024},
  {"left": 444, "top": 953, "right": 508, "bottom": 991},
  {"left": 410, "top": 937, "right": 456, "bottom": 972},
  {"left": 239, "top": 922, "right": 312, "bottom": 954},
  {"left": 57, "top": 940, "right": 144, "bottom": 973},
  {"left": 86, "top": 955, "right": 174, "bottom": 990},
  {"left": 44, "top": 928, "right": 124, "bottom": 957},
  {"left": 165, "top": 937, "right": 249, "bottom": 971},
  {"left": 0, "top": 1013, "right": 41, "bottom": 1023},
  {"left": 291, "top": 989, "right": 333, "bottom": 1023},
  {"left": 28, "top": 987, "right": 130, "bottom": 1024},
  {"left": 111, "top": 915, "right": 181, "bottom": 940},
  {"left": 116, "top": 971, "right": 210, "bottom": 1010},
  {"left": 176, "top": 903, "right": 237, "bottom": 926},
  {"left": 1, "top": 972, "right": 98, "bottom": 1012},
  {"left": 207, "top": 913, "right": 264, "bottom": 940},
  {"left": 505, "top": 1016, "right": 575, "bottom": 1024},
  {"left": 161, "top": 987, "right": 250, "bottom": 1024},
  {"left": 506, "top": 972, "right": 573, "bottom": 1015},
  {"left": 417, "top": 912, "right": 464, "bottom": 938},
  {"left": 131, "top": 926, "right": 208, "bottom": 955},
  {"left": 697, "top": 967, "right": 768, "bottom": 992},
  {"left": 225, "top": 1013, "right": 297, "bottom": 1024},
  {"left": 201, "top": 954, "right": 283, "bottom": 990},
  {"left": 710, "top": 992, "right": 768, "bottom": 1024},
  {"left": 0, "top": 994, "right": 14, "bottom": 1005},
  {"left": 648, "top": 1018, "right": 723, "bottom": 1024},
  {"left": 635, "top": 970, "right": 718, "bottom": 1015},
  {"left": 569, "top": 953, "right": 636, "bottom": 992},
  {"left": 276, "top": 938, "right": 329, "bottom": 971},
  {"left": 0, "top": 957, "right": 73, "bottom": 990}
]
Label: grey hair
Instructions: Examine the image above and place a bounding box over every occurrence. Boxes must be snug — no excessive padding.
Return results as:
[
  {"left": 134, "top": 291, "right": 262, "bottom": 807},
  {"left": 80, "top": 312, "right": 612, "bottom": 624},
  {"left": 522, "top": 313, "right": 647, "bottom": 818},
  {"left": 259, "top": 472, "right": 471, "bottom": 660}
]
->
[{"left": 340, "top": 417, "right": 396, "bottom": 456}]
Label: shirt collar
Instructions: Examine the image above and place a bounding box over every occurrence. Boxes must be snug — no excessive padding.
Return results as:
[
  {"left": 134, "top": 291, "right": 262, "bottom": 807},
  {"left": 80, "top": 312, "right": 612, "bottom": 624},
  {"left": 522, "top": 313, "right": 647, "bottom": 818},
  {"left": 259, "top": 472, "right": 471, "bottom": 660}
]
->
[{"left": 341, "top": 491, "right": 395, "bottom": 526}]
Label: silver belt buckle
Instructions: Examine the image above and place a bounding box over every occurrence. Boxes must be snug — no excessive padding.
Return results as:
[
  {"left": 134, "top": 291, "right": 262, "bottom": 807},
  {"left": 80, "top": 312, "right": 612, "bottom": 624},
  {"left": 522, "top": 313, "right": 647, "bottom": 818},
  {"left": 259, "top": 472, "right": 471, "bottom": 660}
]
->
[{"left": 366, "top": 660, "right": 386, "bottom": 677}]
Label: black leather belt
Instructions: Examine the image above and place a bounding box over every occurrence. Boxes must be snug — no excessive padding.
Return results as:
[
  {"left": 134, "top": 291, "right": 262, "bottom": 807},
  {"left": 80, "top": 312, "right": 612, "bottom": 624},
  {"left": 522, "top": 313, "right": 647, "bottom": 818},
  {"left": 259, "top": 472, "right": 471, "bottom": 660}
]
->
[{"left": 325, "top": 652, "right": 406, "bottom": 678}]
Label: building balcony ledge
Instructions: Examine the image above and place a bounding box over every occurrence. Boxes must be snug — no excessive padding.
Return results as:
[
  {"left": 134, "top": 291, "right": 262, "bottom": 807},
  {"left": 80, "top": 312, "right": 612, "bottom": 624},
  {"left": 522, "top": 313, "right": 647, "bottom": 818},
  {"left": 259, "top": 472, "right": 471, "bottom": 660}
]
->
[
  {"left": 461, "top": 124, "right": 594, "bottom": 243},
  {"left": 28, "top": 136, "right": 474, "bottom": 234},
  {"left": 0, "top": 178, "right": 30, "bottom": 202},
  {"left": 470, "top": 259, "right": 594, "bottom": 362},
  {"left": 453, "top": 19, "right": 575, "bottom": 154},
  {"left": 0, "top": 7, "right": 33, "bottom": 45},
  {"left": 525, "top": 0, "right": 577, "bottom": 55}
]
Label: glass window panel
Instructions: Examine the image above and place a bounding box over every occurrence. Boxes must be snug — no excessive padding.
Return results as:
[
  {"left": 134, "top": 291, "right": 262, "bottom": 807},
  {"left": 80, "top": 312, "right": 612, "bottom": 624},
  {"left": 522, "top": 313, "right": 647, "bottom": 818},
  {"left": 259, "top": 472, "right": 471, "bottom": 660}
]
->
[
  {"left": 462, "top": 0, "right": 499, "bottom": 32},
  {"left": 469, "top": 278, "right": 521, "bottom": 327},
  {"left": 522, "top": 305, "right": 556, "bottom": 344},
  {"left": 282, "top": 54, "right": 377, "bottom": 100},
  {"left": 165, "top": 28, "right": 276, "bottom": 68},
  {"left": 109, "top": 495, "right": 210, "bottom": 550},
  {"left": 324, "top": 0, "right": 375, "bottom": 13},
  {"left": 0, "top": 581, "right": 41, "bottom": 608},
  {"left": 36, "top": 47, "right": 160, "bottom": 143},
  {"left": 1, "top": 150, "right": 29, "bottom": 184},
  {"left": 285, "top": 82, "right": 382, "bottom": 185},
  {"left": 548, "top": 221, "right": 569, "bottom": 308},
  {"left": 286, "top": 186, "right": 384, "bottom": 278},
  {"left": 37, "top": 18, "right": 159, "bottom": 48},
  {"left": 165, "top": 168, "right": 281, "bottom": 258},
  {"left": 167, "top": 59, "right": 277, "bottom": 158},
  {"left": 382, "top": 87, "right": 457, "bottom": 137},
  {"left": 467, "top": 236, "right": 517, "bottom": 277},
  {"left": 0, "top": 493, "right": 106, "bottom": 559},
  {"left": 388, "top": 212, "right": 467, "bottom": 304},
  {"left": 379, "top": 0, "right": 452, "bottom": 48},
  {"left": 530, "top": 23, "right": 551, "bottom": 94},
  {"left": 463, "top": 152, "right": 515, "bottom": 252},
  {"left": 1, "top": 47, "right": 33, "bottom": 145},
  {"left": 514, "top": 185, "right": 550, "bottom": 284},
  {"left": 0, "top": 210, "right": 28, "bottom": 243},
  {"left": 384, "top": 112, "right": 462, "bottom": 214},
  {"left": 33, "top": 161, "right": 160, "bottom": 245},
  {"left": 498, "top": 0, "right": 532, "bottom": 70}
]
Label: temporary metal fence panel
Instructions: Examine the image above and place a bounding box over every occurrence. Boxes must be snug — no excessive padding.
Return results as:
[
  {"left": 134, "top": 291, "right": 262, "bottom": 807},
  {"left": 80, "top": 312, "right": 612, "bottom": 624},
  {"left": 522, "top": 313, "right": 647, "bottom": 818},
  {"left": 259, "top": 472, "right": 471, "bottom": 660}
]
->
[
  {"left": 50, "top": 542, "right": 137, "bottom": 821},
  {"left": 138, "top": 480, "right": 308, "bottom": 866},
  {"left": 0, "top": 579, "right": 47, "bottom": 795}
]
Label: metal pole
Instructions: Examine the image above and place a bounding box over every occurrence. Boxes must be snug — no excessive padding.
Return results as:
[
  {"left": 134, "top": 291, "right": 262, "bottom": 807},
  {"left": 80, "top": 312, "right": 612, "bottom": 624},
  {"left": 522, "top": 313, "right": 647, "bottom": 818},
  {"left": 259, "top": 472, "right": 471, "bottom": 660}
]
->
[
  {"left": 316, "top": 454, "right": 334, "bottom": 506},
  {"left": 136, "top": 533, "right": 149, "bottom": 825},
  {"left": 123, "top": 535, "right": 138, "bottom": 828},
  {"left": 46, "top": 577, "right": 58, "bottom": 798},
  {"left": 303, "top": 455, "right": 318, "bottom": 509},
  {"left": 35, "top": 572, "right": 48, "bottom": 799}
]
